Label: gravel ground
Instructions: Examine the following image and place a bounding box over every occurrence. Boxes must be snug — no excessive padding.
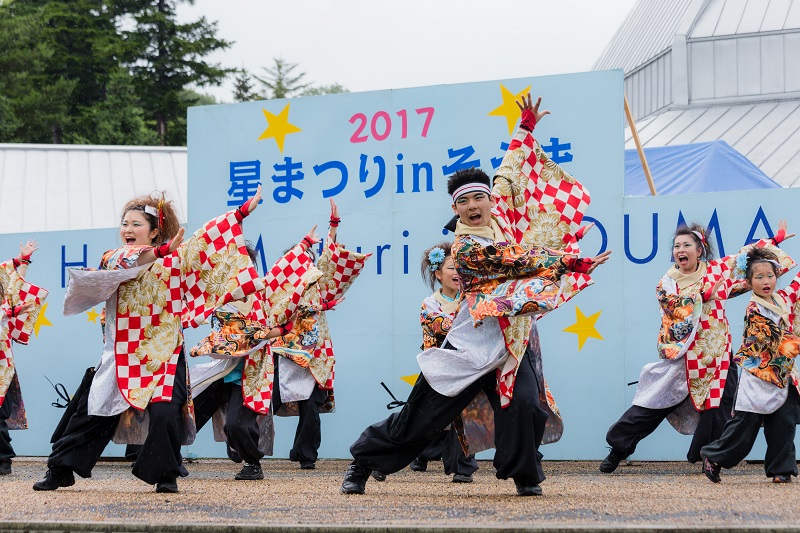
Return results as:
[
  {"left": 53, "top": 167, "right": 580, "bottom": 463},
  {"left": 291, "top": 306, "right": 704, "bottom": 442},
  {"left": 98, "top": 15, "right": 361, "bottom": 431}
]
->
[{"left": 0, "top": 457, "right": 798, "bottom": 530}]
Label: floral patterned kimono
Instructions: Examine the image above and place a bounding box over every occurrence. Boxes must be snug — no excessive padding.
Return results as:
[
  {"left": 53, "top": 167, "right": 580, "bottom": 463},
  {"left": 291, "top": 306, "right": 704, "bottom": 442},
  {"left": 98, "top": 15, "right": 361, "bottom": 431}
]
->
[
  {"left": 0, "top": 260, "right": 48, "bottom": 430},
  {"left": 270, "top": 234, "right": 370, "bottom": 416},
  {"left": 189, "top": 242, "right": 315, "bottom": 451},
  {"left": 733, "top": 278, "right": 800, "bottom": 415},
  {"left": 632, "top": 239, "right": 794, "bottom": 434},
  {"left": 62, "top": 209, "right": 263, "bottom": 444},
  {"left": 419, "top": 117, "right": 595, "bottom": 449}
]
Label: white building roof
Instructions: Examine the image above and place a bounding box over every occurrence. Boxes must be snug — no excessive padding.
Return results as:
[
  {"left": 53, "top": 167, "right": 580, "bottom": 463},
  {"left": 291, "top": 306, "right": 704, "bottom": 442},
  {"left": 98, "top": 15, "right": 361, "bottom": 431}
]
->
[
  {"left": 594, "top": 0, "right": 695, "bottom": 72},
  {"left": 690, "top": 0, "right": 800, "bottom": 38},
  {"left": 625, "top": 99, "right": 800, "bottom": 186},
  {"left": 597, "top": 0, "right": 800, "bottom": 188},
  {"left": 0, "top": 144, "right": 187, "bottom": 235}
]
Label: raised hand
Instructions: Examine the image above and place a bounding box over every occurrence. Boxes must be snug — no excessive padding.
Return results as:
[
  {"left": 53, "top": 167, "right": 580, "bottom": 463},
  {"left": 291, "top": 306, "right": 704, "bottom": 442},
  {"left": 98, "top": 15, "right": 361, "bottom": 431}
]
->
[
  {"left": 587, "top": 250, "right": 612, "bottom": 274},
  {"left": 246, "top": 185, "right": 263, "bottom": 215},
  {"left": 516, "top": 93, "right": 550, "bottom": 125},
  {"left": 168, "top": 227, "right": 185, "bottom": 253},
  {"left": 19, "top": 239, "right": 39, "bottom": 260}
]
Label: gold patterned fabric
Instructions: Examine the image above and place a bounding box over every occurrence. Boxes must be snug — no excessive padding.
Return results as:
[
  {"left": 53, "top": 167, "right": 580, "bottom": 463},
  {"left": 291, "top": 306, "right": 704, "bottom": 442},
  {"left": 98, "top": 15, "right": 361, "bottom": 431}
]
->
[
  {"left": 271, "top": 234, "right": 370, "bottom": 415},
  {"left": 70, "top": 210, "right": 265, "bottom": 412},
  {"left": 0, "top": 259, "right": 48, "bottom": 414},
  {"left": 655, "top": 239, "right": 794, "bottom": 410},
  {"left": 453, "top": 122, "right": 593, "bottom": 409}
]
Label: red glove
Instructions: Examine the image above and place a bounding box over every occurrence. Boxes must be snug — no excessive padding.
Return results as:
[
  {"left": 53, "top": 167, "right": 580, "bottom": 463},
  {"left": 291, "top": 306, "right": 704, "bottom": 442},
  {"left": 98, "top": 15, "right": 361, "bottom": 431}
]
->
[
  {"left": 319, "top": 299, "right": 340, "bottom": 312},
  {"left": 520, "top": 109, "right": 537, "bottom": 132},
  {"left": 567, "top": 257, "right": 594, "bottom": 274},
  {"left": 773, "top": 228, "right": 786, "bottom": 245},
  {"left": 301, "top": 236, "right": 315, "bottom": 251},
  {"left": 235, "top": 196, "right": 257, "bottom": 222},
  {"left": 153, "top": 243, "right": 171, "bottom": 258}
]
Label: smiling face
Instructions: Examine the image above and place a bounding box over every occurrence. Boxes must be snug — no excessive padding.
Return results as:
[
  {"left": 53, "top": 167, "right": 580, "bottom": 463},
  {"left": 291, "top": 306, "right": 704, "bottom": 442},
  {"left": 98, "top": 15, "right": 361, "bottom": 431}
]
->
[
  {"left": 672, "top": 234, "right": 702, "bottom": 274},
  {"left": 452, "top": 191, "right": 492, "bottom": 228},
  {"left": 749, "top": 262, "right": 777, "bottom": 299},
  {"left": 120, "top": 210, "right": 158, "bottom": 246},
  {"left": 435, "top": 256, "right": 460, "bottom": 297}
]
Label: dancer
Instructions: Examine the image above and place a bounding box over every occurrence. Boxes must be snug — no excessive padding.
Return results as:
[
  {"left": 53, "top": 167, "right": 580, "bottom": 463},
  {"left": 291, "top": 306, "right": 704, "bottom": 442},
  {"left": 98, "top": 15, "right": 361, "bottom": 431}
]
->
[
  {"left": 377, "top": 242, "right": 479, "bottom": 483},
  {"left": 600, "top": 223, "right": 793, "bottom": 473},
  {"left": 341, "top": 93, "right": 610, "bottom": 497},
  {"left": 189, "top": 233, "right": 320, "bottom": 480},
  {"left": 34, "top": 188, "right": 264, "bottom": 493},
  {"left": 701, "top": 245, "right": 800, "bottom": 483},
  {"left": 271, "top": 199, "right": 370, "bottom": 469},
  {"left": 0, "top": 240, "right": 48, "bottom": 475}
]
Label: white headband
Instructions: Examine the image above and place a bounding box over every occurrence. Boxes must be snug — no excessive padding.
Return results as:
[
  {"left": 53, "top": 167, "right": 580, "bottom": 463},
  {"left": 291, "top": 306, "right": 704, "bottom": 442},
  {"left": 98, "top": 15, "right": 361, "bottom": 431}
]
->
[
  {"left": 144, "top": 205, "right": 158, "bottom": 217},
  {"left": 691, "top": 230, "right": 706, "bottom": 250},
  {"left": 452, "top": 183, "right": 491, "bottom": 203}
]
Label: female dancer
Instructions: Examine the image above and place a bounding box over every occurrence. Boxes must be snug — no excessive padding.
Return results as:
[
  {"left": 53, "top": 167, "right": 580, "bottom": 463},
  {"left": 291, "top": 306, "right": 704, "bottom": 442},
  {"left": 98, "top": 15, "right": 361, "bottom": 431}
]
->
[
  {"left": 701, "top": 246, "right": 800, "bottom": 483},
  {"left": 271, "top": 199, "right": 370, "bottom": 469},
  {"left": 34, "top": 188, "right": 263, "bottom": 493},
  {"left": 375, "top": 242, "right": 479, "bottom": 483},
  {"left": 412, "top": 243, "right": 478, "bottom": 482},
  {"left": 189, "top": 232, "right": 320, "bottom": 481},
  {"left": 600, "top": 222, "right": 792, "bottom": 472},
  {"left": 0, "top": 240, "right": 47, "bottom": 475}
]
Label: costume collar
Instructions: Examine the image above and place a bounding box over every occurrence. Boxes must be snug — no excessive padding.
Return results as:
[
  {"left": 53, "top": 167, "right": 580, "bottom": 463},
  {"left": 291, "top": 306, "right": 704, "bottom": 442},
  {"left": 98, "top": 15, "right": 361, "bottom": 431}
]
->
[
  {"left": 666, "top": 261, "right": 707, "bottom": 288},
  {"left": 751, "top": 292, "right": 790, "bottom": 325},
  {"left": 433, "top": 289, "right": 460, "bottom": 315},
  {"left": 454, "top": 218, "right": 505, "bottom": 242}
]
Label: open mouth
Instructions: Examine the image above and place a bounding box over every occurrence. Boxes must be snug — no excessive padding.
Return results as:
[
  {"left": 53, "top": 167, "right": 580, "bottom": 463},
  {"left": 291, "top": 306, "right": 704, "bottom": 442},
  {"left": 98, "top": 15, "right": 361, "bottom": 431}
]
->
[
  {"left": 468, "top": 213, "right": 482, "bottom": 224},
  {"left": 676, "top": 254, "right": 688, "bottom": 265},
  {"left": 125, "top": 237, "right": 136, "bottom": 244}
]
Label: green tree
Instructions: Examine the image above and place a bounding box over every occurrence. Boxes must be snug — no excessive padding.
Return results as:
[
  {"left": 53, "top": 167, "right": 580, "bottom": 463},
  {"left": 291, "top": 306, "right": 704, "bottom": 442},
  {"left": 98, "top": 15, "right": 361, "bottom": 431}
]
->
[
  {"left": 0, "top": 0, "right": 75, "bottom": 143},
  {"left": 121, "top": 0, "right": 234, "bottom": 145},
  {"left": 254, "top": 58, "right": 311, "bottom": 100},
  {"left": 67, "top": 68, "right": 159, "bottom": 145},
  {"left": 301, "top": 83, "right": 350, "bottom": 97},
  {"left": 232, "top": 69, "right": 259, "bottom": 103}
]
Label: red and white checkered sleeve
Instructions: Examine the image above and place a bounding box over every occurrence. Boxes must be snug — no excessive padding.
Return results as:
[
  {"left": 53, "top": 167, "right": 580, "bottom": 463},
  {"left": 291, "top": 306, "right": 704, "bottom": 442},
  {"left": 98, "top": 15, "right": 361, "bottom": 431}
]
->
[
  {"left": 179, "top": 210, "right": 265, "bottom": 329},
  {"left": 1, "top": 260, "right": 48, "bottom": 345},
  {"left": 261, "top": 242, "right": 313, "bottom": 327},
  {"left": 317, "top": 239, "right": 371, "bottom": 302}
]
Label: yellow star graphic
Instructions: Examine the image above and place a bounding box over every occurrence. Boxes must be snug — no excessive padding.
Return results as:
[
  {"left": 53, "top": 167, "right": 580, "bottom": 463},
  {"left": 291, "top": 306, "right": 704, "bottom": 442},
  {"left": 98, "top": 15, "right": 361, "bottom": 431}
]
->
[
  {"left": 257, "top": 103, "right": 302, "bottom": 153},
  {"left": 34, "top": 302, "right": 53, "bottom": 337},
  {"left": 563, "top": 306, "right": 603, "bottom": 351},
  {"left": 87, "top": 308, "right": 100, "bottom": 323},
  {"left": 401, "top": 374, "right": 419, "bottom": 387},
  {"left": 488, "top": 84, "right": 531, "bottom": 136}
]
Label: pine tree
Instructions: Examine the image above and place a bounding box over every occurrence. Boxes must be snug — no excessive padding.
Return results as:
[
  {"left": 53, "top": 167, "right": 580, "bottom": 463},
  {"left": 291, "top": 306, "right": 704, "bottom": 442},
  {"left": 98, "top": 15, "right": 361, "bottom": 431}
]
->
[
  {"left": 254, "top": 58, "right": 311, "bottom": 100},
  {"left": 121, "top": 0, "right": 233, "bottom": 145},
  {"left": 232, "top": 69, "right": 258, "bottom": 103}
]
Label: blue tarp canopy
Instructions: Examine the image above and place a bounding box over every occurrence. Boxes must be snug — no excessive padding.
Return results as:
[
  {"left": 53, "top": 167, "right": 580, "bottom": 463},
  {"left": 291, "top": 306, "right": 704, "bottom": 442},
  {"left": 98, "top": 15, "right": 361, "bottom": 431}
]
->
[{"left": 625, "top": 140, "right": 780, "bottom": 196}]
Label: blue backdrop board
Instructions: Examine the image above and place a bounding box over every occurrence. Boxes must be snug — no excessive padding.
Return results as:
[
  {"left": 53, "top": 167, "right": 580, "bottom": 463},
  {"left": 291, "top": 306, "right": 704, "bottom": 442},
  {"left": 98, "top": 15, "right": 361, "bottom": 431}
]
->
[{"left": 5, "top": 69, "right": 800, "bottom": 463}]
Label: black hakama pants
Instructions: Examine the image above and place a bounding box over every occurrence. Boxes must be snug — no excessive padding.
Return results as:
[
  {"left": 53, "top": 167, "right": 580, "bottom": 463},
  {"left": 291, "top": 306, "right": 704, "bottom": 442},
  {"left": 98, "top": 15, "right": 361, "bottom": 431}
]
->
[
  {"left": 47, "top": 351, "right": 187, "bottom": 485},
  {"left": 350, "top": 346, "right": 547, "bottom": 486},
  {"left": 606, "top": 353, "right": 739, "bottom": 462},
  {"left": 701, "top": 386, "right": 800, "bottom": 478}
]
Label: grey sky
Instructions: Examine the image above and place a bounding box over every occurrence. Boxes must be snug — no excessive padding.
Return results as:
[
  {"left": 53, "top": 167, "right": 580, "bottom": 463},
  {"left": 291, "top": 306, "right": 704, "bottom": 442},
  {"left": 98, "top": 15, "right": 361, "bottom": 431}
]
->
[{"left": 177, "top": 0, "right": 638, "bottom": 102}]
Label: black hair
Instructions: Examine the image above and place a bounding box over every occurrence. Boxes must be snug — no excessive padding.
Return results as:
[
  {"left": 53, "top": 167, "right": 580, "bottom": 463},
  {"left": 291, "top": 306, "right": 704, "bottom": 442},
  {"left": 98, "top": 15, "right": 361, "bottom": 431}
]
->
[
  {"left": 244, "top": 241, "right": 258, "bottom": 270},
  {"left": 745, "top": 247, "right": 780, "bottom": 280},
  {"left": 673, "top": 224, "right": 715, "bottom": 262},
  {"left": 420, "top": 241, "right": 453, "bottom": 291},
  {"left": 446, "top": 168, "right": 491, "bottom": 196}
]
